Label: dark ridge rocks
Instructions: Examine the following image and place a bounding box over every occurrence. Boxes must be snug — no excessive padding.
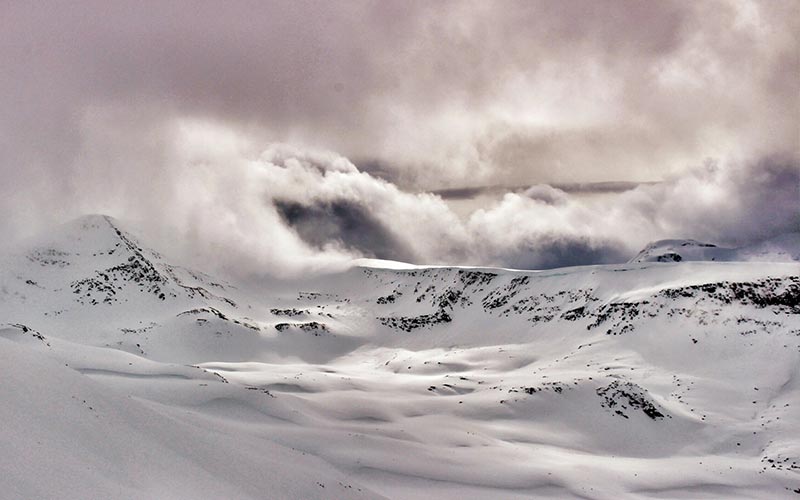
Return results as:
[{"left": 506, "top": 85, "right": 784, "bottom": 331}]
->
[
  {"left": 378, "top": 310, "right": 452, "bottom": 332},
  {"left": 585, "top": 276, "right": 798, "bottom": 336},
  {"left": 106, "top": 255, "right": 169, "bottom": 295},
  {"left": 724, "top": 317, "right": 783, "bottom": 337},
  {"left": 377, "top": 267, "right": 603, "bottom": 330},
  {"left": 656, "top": 253, "right": 682, "bottom": 262},
  {"left": 8, "top": 323, "right": 50, "bottom": 346},
  {"left": 179, "top": 307, "right": 228, "bottom": 319},
  {"left": 528, "top": 314, "right": 555, "bottom": 324},
  {"left": 380, "top": 270, "right": 496, "bottom": 331},
  {"left": 24, "top": 279, "right": 43, "bottom": 288},
  {"left": 377, "top": 292, "right": 402, "bottom": 304},
  {"left": 245, "top": 386, "right": 276, "bottom": 397},
  {"left": 438, "top": 288, "right": 467, "bottom": 309},
  {"left": 511, "top": 382, "right": 569, "bottom": 395},
  {"left": 27, "top": 248, "right": 71, "bottom": 267},
  {"left": 167, "top": 265, "right": 227, "bottom": 290},
  {"left": 761, "top": 455, "right": 800, "bottom": 472},
  {"left": 457, "top": 270, "right": 497, "bottom": 289},
  {"left": 274, "top": 321, "right": 329, "bottom": 336},
  {"left": 596, "top": 380, "right": 667, "bottom": 420},
  {"left": 119, "top": 323, "right": 157, "bottom": 335},
  {"left": 481, "top": 279, "right": 598, "bottom": 321},
  {"left": 660, "top": 277, "right": 800, "bottom": 313},
  {"left": 589, "top": 302, "right": 649, "bottom": 330},
  {"left": 370, "top": 268, "right": 795, "bottom": 340},
  {"left": 179, "top": 307, "right": 260, "bottom": 331},
  {"left": 482, "top": 276, "right": 530, "bottom": 310},
  {"left": 376, "top": 295, "right": 395, "bottom": 304},
  {"left": 561, "top": 306, "right": 587, "bottom": 321},
  {"left": 298, "top": 291, "right": 344, "bottom": 302},
  {"left": 415, "top": 284, "right": 435, "bottom": 303},
  {"left": 71, "top": 276, "right": 119, "bottom": 305},
  {"left": 298, "top": 322, "right": 328, "bottom": 333},
  {"left": 270, "top": 308, "right": 307, "bottom": 317},
  {"left": 502, "top": 289, "right": 598, "bottom": 322},
  {"left": 586, "top": 301, "right": 654, "bottom": 335}
]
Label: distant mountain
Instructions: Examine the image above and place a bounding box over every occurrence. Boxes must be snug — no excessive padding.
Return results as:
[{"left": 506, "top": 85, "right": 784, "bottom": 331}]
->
[
  {"left": 630, "top": 234, "right": 800, "bottom": 263},
  {"left": 1, "top": 215, "right": 799, "bottom": 499}
]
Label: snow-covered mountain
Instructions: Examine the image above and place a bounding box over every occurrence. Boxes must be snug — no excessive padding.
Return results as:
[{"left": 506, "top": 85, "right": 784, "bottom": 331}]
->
[
  {"left": 630, "top": 234, "right": 800, "bottom": 264},
  {"left": 2, "top": 215, "right": 799, "bottom": 499}
]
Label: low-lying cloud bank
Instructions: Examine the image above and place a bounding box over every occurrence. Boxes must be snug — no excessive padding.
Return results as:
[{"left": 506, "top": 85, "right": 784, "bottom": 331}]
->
[
  {"left": 13, "top": 119, "right": 792, "bottom": 278},
  {"left": 467, "top": 155, "right": 799, "bottom": 269}
]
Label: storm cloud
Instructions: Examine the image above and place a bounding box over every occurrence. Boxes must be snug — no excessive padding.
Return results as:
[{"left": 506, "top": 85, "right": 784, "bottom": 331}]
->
[
  {"left": 0, "top": 1, "right": 797, "bottom": 275},
  {"left": 274, "top": 199, "right": 416, "bottom": 263},
  {"left": 27, "top": 138, "right": 789, "bottom": 277}
]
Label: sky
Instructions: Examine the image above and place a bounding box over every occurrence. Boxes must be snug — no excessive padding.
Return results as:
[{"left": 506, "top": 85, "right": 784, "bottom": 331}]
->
[{"left": 1, "top": 0, "right": 798, "bottom": 276}]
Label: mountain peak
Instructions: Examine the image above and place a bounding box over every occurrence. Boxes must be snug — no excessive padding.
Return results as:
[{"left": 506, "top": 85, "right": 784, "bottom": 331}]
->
[{"left": 630, "top": 234, "right": 800, "bottom": 263}]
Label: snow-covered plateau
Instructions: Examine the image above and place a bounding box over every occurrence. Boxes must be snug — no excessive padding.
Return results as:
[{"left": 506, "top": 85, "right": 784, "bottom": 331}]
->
[{"left": 1, "top": 214, "right": 799, "bottom": 499}]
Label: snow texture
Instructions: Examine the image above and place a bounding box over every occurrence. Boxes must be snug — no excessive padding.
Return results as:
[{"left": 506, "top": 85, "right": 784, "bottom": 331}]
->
[{"left": 1, "top": 214, "right": 799, "bottom": 499}]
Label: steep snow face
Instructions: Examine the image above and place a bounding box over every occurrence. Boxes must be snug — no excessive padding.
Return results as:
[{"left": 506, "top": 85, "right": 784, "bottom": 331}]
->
[
  {"left": 630, "top": 234, "right": 800, "bottom": 263},
  {"left": 2, "top": 216, "right": 800, "bottom": 499}
]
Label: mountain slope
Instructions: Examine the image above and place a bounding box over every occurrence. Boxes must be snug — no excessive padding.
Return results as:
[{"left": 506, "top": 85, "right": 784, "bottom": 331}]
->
[{"left": 1, "top": 215, "right": 799, "bottom": 499}]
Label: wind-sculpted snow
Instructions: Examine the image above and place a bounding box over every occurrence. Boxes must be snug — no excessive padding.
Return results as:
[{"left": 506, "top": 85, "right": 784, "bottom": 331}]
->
[{"left": 1, "top": 216, "right": 799, "bottom": 498}]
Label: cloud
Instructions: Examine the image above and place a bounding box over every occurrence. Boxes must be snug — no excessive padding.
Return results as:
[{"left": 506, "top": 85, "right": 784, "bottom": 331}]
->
[
  {"left": 85, "top": 131, "right": 471, "bottom": 278},
  {"left": 1, "top": 109, "right": 797, "bottom": 275},
  {"left": 47, "top": 119, "right": 794, "bottom": 276},
  {"left": 464, "top": 154, "right": 799, "bottom": 268},
  {"left": 0, "top": 3, "right": 796, "bottom": 273},
  {"left": 274, "top": 199, "right": 416, "bottom": 263},
  {"left": 1, "top": 0, "right": 797, "bottom": 194}
]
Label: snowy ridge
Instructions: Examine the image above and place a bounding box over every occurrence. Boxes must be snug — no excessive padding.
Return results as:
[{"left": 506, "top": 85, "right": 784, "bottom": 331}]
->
[
  {"left": 630, "top": 234, "right": 800, "bottom": 263},
  {"left": 1, "top": 215, "right": 799, "bottom": 499}
]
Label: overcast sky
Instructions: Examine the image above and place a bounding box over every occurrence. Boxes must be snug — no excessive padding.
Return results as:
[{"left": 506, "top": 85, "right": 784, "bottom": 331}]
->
[{"left": 1, "top": 1, "right": 798, "bottom": 274}]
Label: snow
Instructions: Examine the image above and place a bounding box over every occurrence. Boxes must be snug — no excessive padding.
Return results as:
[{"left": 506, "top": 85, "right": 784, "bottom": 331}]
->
[
  {"left": 630, "top": 234, "right": 800, "bottom": 263},
  {"left": 1, "top": 214, "right": 799, "bottom": 498}
]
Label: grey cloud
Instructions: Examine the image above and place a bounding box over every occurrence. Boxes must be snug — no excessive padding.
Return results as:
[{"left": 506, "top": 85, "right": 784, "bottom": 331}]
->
[
  {"left": 522, "top": 185, "right": 569, "bottom": 205},
  {"left": 0, "top": 2, "right": 797, "bottom": 274},
  {"left": 433, "top": 181, "right": 650, "bottom": 200},
  {"left": 274, "top": 199, "right": 416, "bottom": 263},
  {"left": 646, "top": 154, "right": 800, "bottom": 245},
  {"left": 432, "top": 186, "right": 521, "bottom": 201},
  {"left": 2, "top": 1, "right": 797, "bottom": 195},
  {"left": 463, "top": 154, "right": 799, "bottom": 269},
  {"left": 432, "top": 181, "right": 656, "bottom": 200},
  {"left": 551, "top": 182, "right": 657, "bottom": 194},
  {"left": 3, "top": 136, "right": 797, "bottom": 275},
  {"left": 487, "top": 235, "right": 629, "bottom": 271}
]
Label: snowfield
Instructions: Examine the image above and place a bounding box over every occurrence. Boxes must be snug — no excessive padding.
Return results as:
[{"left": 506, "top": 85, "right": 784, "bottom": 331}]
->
[{"left": 1, "top": 215, "right": 799, "bottom": 499}]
